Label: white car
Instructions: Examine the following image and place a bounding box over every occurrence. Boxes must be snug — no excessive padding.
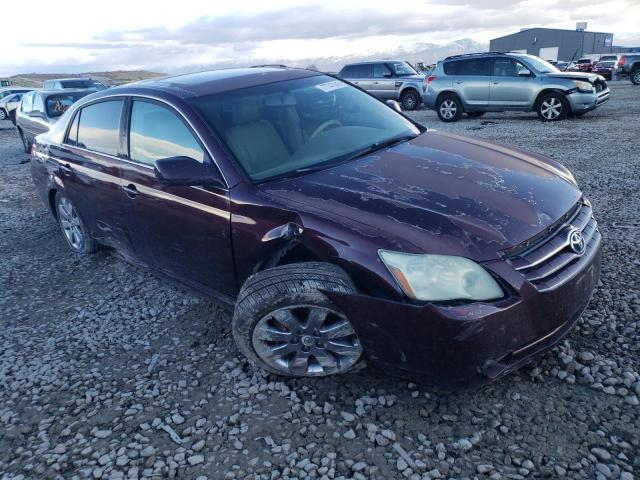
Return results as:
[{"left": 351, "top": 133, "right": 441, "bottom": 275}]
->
[{"left": 0, "top": 92, "right": 26, "bottom": 121}]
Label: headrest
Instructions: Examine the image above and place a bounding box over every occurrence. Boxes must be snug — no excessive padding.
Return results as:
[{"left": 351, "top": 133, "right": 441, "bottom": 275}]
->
[{"left": 231, "top": 98, "right": 260, "bottom": 125}]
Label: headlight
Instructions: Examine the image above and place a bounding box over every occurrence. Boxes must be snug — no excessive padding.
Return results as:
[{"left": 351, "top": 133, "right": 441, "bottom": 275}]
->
[
  {"left": 573, "top": 80, "right": 594, "bottom": 93},
  {"left": 379, "top": 251, "right": 503, "bottom": 302}
]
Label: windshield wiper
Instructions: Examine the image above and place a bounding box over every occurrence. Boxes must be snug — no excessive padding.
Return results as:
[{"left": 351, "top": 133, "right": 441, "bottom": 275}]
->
[
  {"left": 262, "top": 133, "right": 418, "bottom": 183},
  {"left": 340, "top": 133, "right": 418, "bottom": 163}
]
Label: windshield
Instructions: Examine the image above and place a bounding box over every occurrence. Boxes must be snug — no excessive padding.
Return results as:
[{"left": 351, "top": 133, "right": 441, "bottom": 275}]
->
[
  {"left": 189, "top": 75, "right": 420, "bottom": 181},
  {"left": 46, "top": 92, "right": 90, "bottom": 117},
  {"left": 520, "top": 56, "right": 560, "bottom": 74},
  {"left": 390, "top": 62, "right": 418, "bottom": 76}
]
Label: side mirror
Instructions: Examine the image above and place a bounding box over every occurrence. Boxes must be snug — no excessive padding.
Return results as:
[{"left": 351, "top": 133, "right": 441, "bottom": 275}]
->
[
  {"left": 518, "top": 69, "right": 532, "bottom": 77},
  {"left": 386, "top": 100, "right": 402, "bottom": 112},
  {"left": 154, "top": 156, "right": 224, "bottom": 187},
  {"left": 29, "top": 110, "right": 44, "bottom": 118}
]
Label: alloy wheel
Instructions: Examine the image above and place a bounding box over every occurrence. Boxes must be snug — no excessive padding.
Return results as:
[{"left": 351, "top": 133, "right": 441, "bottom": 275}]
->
[
  {"left": 0, "top": 109, "right": 6, "bottom": 121},
  {"left": 633, "top": 71, "right": 640, "bottom": 85},
  {"left": 402, "top": 93, "right": 418, "bottom": 110},
  {"left": 540, "top": 97, "right": 562, "bottom": 120},
  {"left": 58, "top": 197, "right": 85, "bottom": 251},
  {"left": 252, "top": 305, "right": 362, "bottom": 376},
  {"left": 439, "top": 99, "right": 457, "bottom": 119}
]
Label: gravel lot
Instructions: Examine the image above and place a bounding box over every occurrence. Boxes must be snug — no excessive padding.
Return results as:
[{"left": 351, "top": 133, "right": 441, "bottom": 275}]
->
[{"left": 1, "top": 82, "right": 638, "bottom": 480}]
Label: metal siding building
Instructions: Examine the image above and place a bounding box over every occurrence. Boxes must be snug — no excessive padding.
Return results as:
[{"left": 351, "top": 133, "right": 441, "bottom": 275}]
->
[{"left": 490, "top": 28, "right": 615, "bottom": 61}]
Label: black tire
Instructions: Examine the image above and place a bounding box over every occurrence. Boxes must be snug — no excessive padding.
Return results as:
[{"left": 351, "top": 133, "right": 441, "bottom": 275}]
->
[
  {"left": 54, "top": 192, "right": 99, "bottom": 254},
  {"left": 436, "top": 94, "right": 463, "bottom": 122},
  {"left": 536, "top": 92, "right": 569, "bottom": 121},
  {"left": 232, "top": 262, "right": 363, "bottom": 377},
  {"left": 0, "top": 109, "right": 7, "bottom": 121},
  {"left": 631, "top": 70, "right": 640, "bottom": 85},
  {"left": 400, "top": 90, "right": 420, "bottom": 111},
  {"left": 467, "top": 111, "right": 485, "bottom": 118},
  {"left": 18, "top": 129, "right": 30, "bottom": 153}
]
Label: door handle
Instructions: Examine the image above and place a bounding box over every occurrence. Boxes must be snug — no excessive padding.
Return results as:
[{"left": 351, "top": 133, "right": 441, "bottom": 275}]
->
[
  {"left": 373, "top": 81, "right": 379, "bottom": 84},
  {"left": 353, "top": 81, "right": 359, "bottom": 84},
  {"left": 492, "top": 81, "right": 500, "bottom": 85},
  {"left": 122, "top": 184, "right": 139, "bottom": 198},
  {"left": 60, "top": 164, "right": 72, "bottom": 176},
  {"left": 455, "top": 80, "right": 463, "bottom": 84}
]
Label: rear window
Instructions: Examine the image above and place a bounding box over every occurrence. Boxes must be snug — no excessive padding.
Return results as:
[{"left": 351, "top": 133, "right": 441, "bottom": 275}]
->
[
  {"left": 76, "top": 100, "right": 123, "bottom": 156},
  {"left": 46, "top": 92, "right": 89, "bottom": 118},
  {"left": 60, "top": 80, "right": 94, "bottom": 89}
]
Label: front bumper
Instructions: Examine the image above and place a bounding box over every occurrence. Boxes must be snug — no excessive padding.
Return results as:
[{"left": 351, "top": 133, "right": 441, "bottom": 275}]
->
[
  {"left": 326, "top": 238, "right": 602, "bottom": 388},
  {"left": 567, "top": 88, "right": 610, "bottom": 113}
]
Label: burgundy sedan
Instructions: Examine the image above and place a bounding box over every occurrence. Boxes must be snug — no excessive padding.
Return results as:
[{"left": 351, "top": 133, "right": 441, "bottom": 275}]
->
[
  {"left": 30, "top": 68, "right": 602, "bottom": 387},
  {"left": 591, "top": 61, "right": 616, "bottom": 80}
]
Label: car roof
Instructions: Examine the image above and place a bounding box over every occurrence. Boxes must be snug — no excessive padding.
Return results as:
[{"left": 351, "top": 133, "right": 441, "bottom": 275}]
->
[
  {"left": 0, "top": 87, "right": 32, "bottom": 91},
  {"left": 34, "top": 89, "right": 96, "bottom": 97},
  {"left": 93, "top": 67, "right": 322, "bottom": 99},
  {"left": 343, "top": 60, "right": 406, "bottom": 66}
]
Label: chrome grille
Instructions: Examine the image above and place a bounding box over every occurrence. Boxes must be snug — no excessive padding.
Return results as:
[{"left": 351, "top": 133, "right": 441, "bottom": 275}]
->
[{"left": 506, "top": 201, "right": 601, "bottom": 291}]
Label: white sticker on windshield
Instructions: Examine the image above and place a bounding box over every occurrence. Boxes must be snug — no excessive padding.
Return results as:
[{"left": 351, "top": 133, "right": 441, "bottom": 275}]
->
[{"left": 315, "top": 80, "right": 347, "bottom": 92}]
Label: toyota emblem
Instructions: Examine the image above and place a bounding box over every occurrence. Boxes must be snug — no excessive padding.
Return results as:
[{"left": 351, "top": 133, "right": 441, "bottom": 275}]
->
[{"left": 567, "top": 228, "right": 586, "bottom": 255}]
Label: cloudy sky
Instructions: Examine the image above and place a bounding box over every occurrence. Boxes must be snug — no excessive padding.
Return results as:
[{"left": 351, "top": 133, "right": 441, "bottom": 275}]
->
[{"left": 2, "top": 0, "right": 639, "bottom": 76}]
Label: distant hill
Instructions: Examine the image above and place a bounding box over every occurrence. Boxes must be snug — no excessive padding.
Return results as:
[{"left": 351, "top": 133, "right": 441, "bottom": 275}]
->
[{"left": 5, "top": 70, "right": 164, "bottom": 88}]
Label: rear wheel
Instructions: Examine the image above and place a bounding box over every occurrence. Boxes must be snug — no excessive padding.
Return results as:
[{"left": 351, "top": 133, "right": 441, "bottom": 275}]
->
[
  {"left": 0, "top": 109, "right": 6, "bottom": 121},
  {"left": 436, "top": 94, "right": 463, "bottom": 122},
  {"left": 400, "top": 90, "right": 420, "bottom": 111},
  {"left": 233, "top": 262, "right": 363, "bottom": 377},
  {"left": 537, "top": 93, "right": 569, "bottom": 121},
  {"left": 632, "top": 70, "right": 640, "bottom": 85},
  {"left": 55, "top": 192, "right": 99, "bottom": 254}
]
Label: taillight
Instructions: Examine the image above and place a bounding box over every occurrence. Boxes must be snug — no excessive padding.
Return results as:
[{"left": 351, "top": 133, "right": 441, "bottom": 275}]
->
[
  {"left": 30, "top": 144, "right": 36, "bottom": 157},
  {"left": 427, "top": 75, "right": 436, "bottom": 83},
  {"left": 619, "top": 56, "right": 626, "bottom": 66}
]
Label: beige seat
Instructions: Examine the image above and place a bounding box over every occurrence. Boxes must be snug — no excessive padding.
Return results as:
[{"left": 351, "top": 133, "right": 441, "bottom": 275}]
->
[{"left": 225, "top": 98, "right": 290, "bottom": 176}]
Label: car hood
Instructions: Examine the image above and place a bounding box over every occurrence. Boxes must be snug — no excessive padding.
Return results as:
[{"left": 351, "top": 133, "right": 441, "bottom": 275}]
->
[
  {"left": 266, "top": 131, "right": 582, "bottom": 261},
  {"left": 545, "top": 72, "right": 602, "bottom": 82}
]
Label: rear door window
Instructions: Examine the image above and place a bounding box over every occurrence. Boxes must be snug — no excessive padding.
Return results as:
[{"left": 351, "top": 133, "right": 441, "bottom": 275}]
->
[
  {"left": 460, "top": 58, "right": 492, "bottom": 76},
  {"left": 32, "top": 94, "right": 45, "bottom": 113},
  {"left": 373, "top": 63, "right": 393, "bottom": 78},
  {"left": 76, "top": 100, "right": 124, "bottom": 156},
  {"left": 128, "top": 100, "right": 204, "bottom": 166},
  {"left": 21, "top": 92, "right": 33, "bottom": 112}
]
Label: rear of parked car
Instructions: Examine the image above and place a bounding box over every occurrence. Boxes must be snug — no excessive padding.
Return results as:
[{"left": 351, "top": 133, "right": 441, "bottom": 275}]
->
[
  {"left": 338, "top": 61, "right": 426, "bottom": 110},
  {"left": 617, "top": 55, "right": 640, "bottom": 85},
  {"left": 42, "top": 78, "right": 107, "bottom": 90},
  {"left": 424, "top": 53, "right": 610, "bottom": 122}
]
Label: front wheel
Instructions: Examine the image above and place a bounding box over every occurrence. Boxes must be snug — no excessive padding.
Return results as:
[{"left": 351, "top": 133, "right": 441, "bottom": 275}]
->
[
  {"left": 436, "top": 94, "right": 463, "bottom": 122},
  {"left": 232, "top": 262, "right": 363, "bottom": 377},
  {"left": 537, "top": 93, "right": 569, "bottom": 121},
  {"left": 632, "top": 70, "right": 640, "bottom": 85},
  {"left": 400, "top": 90, "right": 420, "bottom": 111},
  {"left": 55, "top": 192, "right": 99, "bottom": 254}
]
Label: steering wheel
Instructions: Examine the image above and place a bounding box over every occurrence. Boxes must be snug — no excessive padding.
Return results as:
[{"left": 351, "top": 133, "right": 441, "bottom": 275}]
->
[{"left": 310, "top": 120, "right": 342, "bottom": 139}]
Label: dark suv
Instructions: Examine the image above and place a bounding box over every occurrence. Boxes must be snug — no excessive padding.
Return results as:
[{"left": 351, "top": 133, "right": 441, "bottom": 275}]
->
[
  {"left": 30, "top": 68, "right": 601, "bottom": 386},
  {"left": 424, "top": 52, "right": 610, "bottom": 122}
]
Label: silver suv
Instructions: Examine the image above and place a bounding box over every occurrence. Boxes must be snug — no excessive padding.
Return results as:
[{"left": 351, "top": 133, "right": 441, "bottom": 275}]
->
[
  {"left": 338, "top": 61, "right": 426, "bottom": 110},
  {"left": 424, "top": 53, "right": 610, "bottom": 122}
]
